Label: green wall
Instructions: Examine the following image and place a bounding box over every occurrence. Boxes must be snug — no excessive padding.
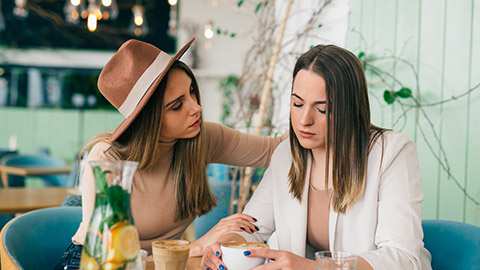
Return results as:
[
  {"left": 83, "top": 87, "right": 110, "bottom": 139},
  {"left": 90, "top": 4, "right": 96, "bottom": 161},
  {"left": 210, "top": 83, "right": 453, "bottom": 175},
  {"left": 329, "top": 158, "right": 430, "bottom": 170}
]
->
[
  {"left": 0, "top": 108, "right": 123, "bottom": 163},
  {"left": 348, "top": 0, "right": 480, "bottom": 225}
]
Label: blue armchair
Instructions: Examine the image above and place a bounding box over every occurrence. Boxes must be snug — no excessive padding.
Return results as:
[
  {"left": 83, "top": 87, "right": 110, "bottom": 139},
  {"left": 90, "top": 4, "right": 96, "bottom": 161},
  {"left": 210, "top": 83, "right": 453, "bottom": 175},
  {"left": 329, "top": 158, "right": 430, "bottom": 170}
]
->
[
  {"left": 194, "top": 178, "right": 233, "bottom": 238},
  {"left": 0, "top": 207, "right": 81, "bottom": 270},
  {"left": 422, "top": 220, "right": 480, "bottom": 269}
]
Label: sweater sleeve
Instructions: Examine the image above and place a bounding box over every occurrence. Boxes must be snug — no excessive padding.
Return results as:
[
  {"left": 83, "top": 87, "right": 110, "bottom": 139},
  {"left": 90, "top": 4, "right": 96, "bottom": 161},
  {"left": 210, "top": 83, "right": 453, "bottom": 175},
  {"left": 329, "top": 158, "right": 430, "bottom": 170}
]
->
[
  {"left": 205, "top": 122, "right": 284, "bottom": 167},
  {"left": 360, "top": 133, "right": 432, "bottom": 270}
]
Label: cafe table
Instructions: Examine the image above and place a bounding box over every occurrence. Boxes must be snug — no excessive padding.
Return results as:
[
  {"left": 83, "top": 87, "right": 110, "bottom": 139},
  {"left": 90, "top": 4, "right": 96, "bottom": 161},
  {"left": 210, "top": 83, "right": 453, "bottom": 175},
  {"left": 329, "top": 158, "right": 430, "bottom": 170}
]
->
[
  {"left": 0, "top": 164, "right": 72, "bottom": 188},
  {"left": 0, "top": 187, "right": 77, "bottom": 214},
  {"left": 145, "top": 256, "right": 202, "bottom": 270}
]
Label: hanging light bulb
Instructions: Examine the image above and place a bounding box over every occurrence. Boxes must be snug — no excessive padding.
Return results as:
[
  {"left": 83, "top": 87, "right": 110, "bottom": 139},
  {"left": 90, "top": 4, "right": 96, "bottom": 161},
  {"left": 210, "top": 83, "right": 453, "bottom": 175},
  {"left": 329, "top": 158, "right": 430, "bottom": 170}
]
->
[
  {"left": 87, "top": 12, "right": 97, "bottom": 31},
  {"left": 100, "top": 0, "right": 118, "bottom": 20},
  {"left": 64, "top": 0, "right": 85, "bottom": 24},
  {"left": 167, "top": 0, "right": 177, "bottom": 36},
  {"left": 13, "top": 0, "right": 28, "bottom": 18},
  {"left": 168, "top": 0, "right": 177, "bottom": 6},
  {"left": 129, "top": 4, "right": 149, "bottom": 37},
  {"left": 204, "top": 20, "right": 214, "bottom": 40},
  {"left": 87, "top": 0, "right": 102, "bottom": 20},
  {"left": 80, "top": 6, "right": 88, "bottom": 19}
]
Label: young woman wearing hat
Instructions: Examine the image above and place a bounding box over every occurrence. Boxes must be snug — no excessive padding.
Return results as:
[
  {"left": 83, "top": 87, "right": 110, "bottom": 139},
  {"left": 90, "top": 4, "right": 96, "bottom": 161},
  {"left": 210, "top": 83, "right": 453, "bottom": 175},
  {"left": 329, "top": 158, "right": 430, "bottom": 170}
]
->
[
  {"left": 201, "top": 45, "right": 432, "bottom": 270},
  {"left": 55, "top": 38, "right": 283, "bottom": 269}
]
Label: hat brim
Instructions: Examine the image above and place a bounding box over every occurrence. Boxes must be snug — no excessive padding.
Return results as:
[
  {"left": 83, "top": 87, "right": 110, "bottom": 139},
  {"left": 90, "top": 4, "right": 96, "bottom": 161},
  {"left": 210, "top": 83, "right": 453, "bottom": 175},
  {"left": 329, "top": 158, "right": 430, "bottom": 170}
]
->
[{"left": 108, "top": 37, "right": 195, "bottom": 142}]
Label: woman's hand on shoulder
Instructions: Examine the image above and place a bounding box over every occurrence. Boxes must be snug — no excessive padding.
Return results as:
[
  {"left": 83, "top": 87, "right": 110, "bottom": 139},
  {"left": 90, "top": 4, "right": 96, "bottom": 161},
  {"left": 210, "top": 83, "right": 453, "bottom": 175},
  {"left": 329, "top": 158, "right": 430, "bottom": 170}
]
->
[
  {"left": 248, "top": 249, "right": 316, "bottom": 270},
  {"left": 191, "top": 213, "right": 258, "bottom": 257}
]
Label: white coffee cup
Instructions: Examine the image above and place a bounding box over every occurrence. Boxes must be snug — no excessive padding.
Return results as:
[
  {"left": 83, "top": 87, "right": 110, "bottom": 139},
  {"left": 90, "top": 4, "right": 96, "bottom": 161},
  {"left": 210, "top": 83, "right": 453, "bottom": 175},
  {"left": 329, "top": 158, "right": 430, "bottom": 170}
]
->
[{"left": 220, "top": 242, "right": 269, "bottom": 270}]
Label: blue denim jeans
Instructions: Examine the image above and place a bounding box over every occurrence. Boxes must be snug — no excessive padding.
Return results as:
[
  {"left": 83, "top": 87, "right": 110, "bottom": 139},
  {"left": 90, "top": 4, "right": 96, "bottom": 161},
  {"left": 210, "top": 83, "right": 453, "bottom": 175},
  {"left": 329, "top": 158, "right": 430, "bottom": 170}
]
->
[{"left": 54, "top": 242, "right": 82, "bottom": 270}]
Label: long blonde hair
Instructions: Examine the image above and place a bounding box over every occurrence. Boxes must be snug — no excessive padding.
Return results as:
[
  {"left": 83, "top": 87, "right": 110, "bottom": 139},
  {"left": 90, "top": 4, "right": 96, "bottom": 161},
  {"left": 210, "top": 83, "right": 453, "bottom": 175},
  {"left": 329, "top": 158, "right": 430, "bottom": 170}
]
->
[
  {"left": 288, "top": 45, "right": 385, "bottom": 214},
  {"left": 82, "top": 61, "right": 216, "bottom": 221}
]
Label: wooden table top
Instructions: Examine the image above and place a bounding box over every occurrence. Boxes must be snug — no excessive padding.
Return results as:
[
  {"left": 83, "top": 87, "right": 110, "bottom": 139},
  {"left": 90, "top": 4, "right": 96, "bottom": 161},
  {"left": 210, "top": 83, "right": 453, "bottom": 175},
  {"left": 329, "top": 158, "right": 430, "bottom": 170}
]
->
[
  {"left": 145, "top": 256, "right": 201, "bottom": 270},
  {"left": 0, "top": 165, "right": 72, "bottom": 188},
  {"left": 0, "top": 187, "right": 77, "bottom": 214}
]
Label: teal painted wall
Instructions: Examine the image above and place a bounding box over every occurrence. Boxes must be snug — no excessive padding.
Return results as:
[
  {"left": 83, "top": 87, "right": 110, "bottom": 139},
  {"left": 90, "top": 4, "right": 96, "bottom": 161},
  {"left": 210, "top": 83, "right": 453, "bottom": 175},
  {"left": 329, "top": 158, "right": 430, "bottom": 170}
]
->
[
  {"left": 348, "top": 0, "right": 480, "bottom": 225},
  {"left": 0, "top": 108, "right": 123, "bottom": 163}
]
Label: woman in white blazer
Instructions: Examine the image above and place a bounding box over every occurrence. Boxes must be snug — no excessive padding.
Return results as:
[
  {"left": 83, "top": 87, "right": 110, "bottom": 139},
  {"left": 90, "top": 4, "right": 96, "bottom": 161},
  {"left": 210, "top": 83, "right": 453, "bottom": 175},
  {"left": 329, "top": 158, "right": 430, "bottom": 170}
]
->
[{"left": 201, "top": 45, "right": 432, "bottom": 270}]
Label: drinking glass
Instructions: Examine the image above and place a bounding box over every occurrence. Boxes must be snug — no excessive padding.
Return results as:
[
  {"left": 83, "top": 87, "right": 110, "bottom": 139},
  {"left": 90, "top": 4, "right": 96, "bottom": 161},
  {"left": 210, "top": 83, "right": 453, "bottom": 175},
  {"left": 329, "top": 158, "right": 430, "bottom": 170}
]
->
[
  {"left": 152, "top": 239, "right": 190, "bottom": 270},
  {"left": 315, "top": 251, "right": 358, "bottom": 270}
]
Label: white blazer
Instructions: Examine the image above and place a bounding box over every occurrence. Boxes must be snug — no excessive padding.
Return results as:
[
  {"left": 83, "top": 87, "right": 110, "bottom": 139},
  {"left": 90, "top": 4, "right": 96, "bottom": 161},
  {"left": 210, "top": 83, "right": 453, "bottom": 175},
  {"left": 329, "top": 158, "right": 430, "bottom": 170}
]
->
[{"left": 237, "top": 131, "right": 432, "bottom": 269}]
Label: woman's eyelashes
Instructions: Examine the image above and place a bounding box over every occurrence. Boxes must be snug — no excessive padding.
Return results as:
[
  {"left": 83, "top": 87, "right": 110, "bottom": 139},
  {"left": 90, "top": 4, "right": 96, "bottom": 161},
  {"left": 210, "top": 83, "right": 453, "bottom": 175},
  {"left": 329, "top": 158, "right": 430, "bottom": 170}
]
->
[
  {"left": 172, "top": 102, "right": 182, "bottom": 111},
  {"left": 171, "top": 89, "right": 196, "bottom": 111},
  {"left": 293, "top": 102, "right": 326, "bottom": 114}
]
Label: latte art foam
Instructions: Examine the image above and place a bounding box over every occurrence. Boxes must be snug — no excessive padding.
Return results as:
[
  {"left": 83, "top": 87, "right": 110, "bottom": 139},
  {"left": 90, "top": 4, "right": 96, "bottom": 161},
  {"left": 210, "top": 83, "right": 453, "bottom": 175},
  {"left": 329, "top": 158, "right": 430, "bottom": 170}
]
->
[{"left": 222, "top": 242, "right": 269, "bottom": 249}]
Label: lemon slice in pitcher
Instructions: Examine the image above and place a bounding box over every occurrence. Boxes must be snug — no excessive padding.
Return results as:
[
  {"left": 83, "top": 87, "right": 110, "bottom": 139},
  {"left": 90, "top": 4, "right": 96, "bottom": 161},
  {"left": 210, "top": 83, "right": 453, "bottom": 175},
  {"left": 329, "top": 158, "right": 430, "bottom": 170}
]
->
[
  {"left": 106, "top": 223, "right": 140, "bottom": 262},
  {"left": 119, "top": 224, "right": 140, "bottom": 260}
]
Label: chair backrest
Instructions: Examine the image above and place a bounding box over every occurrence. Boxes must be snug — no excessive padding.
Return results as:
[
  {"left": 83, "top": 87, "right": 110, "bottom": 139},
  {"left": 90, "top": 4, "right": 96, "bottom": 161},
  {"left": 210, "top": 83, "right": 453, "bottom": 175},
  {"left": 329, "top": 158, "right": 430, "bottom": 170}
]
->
[
  {"left": 194, "top": 178, "right": 233, "bottom": 238},
  {"left": 0, "top": 154, "right": 69, "bottom": 187},
  {"left": 0, "top": 150, "right": 17, "bottom": 161},
  {"left": 0, "top": 207, "right": 82, "bottom": 270},
  {"left": 422, "top": 220, "right": 480, "bottom": 270}
]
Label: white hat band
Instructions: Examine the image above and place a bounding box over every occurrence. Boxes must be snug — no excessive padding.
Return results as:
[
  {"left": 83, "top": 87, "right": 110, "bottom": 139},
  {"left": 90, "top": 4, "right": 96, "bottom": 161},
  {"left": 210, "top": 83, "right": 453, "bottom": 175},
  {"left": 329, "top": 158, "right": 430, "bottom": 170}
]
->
[{"left": 118, "top": 51, "right": 172, "bottom": 118}]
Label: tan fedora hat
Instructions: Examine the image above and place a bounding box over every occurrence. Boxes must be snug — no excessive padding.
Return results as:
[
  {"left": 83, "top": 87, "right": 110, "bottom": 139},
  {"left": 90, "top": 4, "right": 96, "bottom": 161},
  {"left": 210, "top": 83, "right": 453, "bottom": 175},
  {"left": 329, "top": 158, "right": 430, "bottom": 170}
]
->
[{"left": 98, "top": 37, "right": 195, "bottom": 142}]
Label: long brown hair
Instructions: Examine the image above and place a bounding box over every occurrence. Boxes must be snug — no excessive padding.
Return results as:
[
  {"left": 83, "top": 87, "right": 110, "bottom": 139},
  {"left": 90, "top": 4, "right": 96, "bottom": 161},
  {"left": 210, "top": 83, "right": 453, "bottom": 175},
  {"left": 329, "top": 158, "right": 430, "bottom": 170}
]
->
[
  {"left": 287, "top": 45, "right": 385, "bottom": 214},
  {"left": 82, "top": 60, "right": 216, "bottom": 221}
]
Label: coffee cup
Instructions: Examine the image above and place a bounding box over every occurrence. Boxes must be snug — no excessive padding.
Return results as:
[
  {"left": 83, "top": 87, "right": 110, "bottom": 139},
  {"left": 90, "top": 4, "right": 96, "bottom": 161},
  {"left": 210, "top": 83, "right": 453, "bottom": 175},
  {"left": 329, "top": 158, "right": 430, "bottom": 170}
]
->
[
  {"left": 220, "top": 242, "right": 269, "bottom": 270},
  {"left": 152, "top": 239, "right": 190, "bottom": 270}
]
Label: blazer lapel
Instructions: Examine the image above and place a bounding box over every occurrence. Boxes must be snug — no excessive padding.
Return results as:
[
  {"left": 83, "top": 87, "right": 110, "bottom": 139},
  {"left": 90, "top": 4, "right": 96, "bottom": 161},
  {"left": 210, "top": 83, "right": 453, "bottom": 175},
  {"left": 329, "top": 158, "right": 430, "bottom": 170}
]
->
[
  {"left": 329, "top": 194, "right": 339, "bottom": 251},
  {"left": 289, "top": 153, "right": 311, "bottom": 256}
]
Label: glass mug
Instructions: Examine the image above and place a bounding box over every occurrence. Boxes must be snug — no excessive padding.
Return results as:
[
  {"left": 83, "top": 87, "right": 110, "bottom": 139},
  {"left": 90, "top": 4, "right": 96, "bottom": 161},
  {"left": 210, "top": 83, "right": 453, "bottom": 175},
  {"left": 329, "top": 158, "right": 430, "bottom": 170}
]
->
[
  {"left": 315, "top": 251, "right": 358, "bottom": 270},
  {"left": 152, "top": 239, "right": 190, "bottom": 270}
]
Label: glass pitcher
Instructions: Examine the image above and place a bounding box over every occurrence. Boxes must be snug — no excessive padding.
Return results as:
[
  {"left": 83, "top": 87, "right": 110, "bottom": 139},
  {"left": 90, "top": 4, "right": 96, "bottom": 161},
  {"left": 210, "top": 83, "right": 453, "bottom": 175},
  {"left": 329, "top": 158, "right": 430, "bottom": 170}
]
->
[{"left": 80, "top": 161, "right": 140, "bottom": 270}]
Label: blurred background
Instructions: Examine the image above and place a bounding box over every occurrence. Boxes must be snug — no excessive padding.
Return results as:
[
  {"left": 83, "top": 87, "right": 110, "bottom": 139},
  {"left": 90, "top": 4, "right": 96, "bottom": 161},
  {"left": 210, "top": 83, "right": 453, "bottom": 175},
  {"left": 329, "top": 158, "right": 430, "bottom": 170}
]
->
[{"left": 0, "top": 0, "right": 478, "bottom": 227}]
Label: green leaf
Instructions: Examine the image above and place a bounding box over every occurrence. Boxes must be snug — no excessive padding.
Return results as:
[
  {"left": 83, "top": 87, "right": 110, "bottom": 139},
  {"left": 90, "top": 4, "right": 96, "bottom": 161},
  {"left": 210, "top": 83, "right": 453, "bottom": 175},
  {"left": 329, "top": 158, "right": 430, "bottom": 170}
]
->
[
  {"left": 255, "top": 2, "right": 263, "bottom": 13},
  {"left": 92, "top": 166, "right": 109, "bottom": 195},
  {"left": 383, "top": 90, "right": 396, "bottom": 104},
  {"left": 247, "top": 119, "right": 252, "bottom": 128},
  {"left": 216, "top": 29, "right": 221, "bottom": 35},
  {"left": 396, "top": 88, "right": 412, "bottom": 98},
  {"left": 237, "top": 0, "right": 244, "bottom": 7},
  {"left": 310, "top": 45, "right": 314, "bottom": 49},
  {"left": 358, "top": 51, "right": 365, "bottom": 59},
  {"left": 230, "top": 33, "right": 236, "bottom": 38},
  {"left": 108, "top": 185, "right": 128, "bottom": 223},
  {"left": 318, "top": 24, "right": 323, "bottom": 28},
  {"left": 255, "top": 168, "right": 266, "bottom": 177}
]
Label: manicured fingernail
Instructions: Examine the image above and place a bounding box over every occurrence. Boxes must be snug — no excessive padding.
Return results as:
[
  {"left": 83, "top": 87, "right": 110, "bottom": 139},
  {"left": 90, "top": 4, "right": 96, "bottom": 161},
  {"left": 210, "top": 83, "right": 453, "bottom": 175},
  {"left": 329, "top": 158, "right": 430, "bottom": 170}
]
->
[
  {"left": 240, "top": 226, "right": 245, "bottom": 231},
  {"left": 253, "top": 217, "right": 258, "bottom": 222},
  {"left": 250, "top": 228, "right": 254, "bottom": 233},
  {"left": 207, "top": 268, "right": 210, "bottom": 270},
  {"left": 255, "top": 225, "right": 259, "bottom": 231},
  {"left": 219, "top": 265, "right": 225, "bottom": 270},
  {"left": 244, "top": 250, "right": 251, "bottom": 256},
  {"left": 215, "top": 251, "right": 220, "bottom": 256}
]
